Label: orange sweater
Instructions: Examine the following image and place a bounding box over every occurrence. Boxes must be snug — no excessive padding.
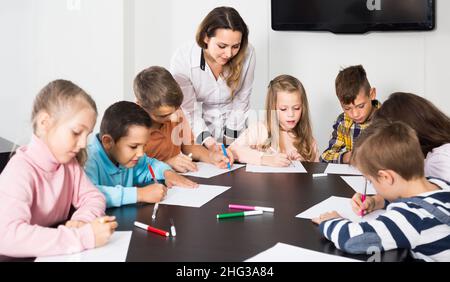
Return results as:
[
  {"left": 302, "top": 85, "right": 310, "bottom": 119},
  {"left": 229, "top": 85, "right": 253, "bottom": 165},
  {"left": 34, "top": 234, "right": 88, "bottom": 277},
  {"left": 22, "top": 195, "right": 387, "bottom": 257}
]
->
[{"left": 145, "top": 109, "right": 194, "bottom": 161}]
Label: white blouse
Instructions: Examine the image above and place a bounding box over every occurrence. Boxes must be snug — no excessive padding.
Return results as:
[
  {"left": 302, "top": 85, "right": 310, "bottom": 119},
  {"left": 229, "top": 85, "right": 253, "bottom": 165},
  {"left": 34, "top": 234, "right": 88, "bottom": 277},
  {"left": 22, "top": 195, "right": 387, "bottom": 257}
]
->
[
  {"left": 170, "top": 41, "right": 256, "bottom": 144},
  {"left": 425, "top": 143, "right": 450, "bottom": 183}
]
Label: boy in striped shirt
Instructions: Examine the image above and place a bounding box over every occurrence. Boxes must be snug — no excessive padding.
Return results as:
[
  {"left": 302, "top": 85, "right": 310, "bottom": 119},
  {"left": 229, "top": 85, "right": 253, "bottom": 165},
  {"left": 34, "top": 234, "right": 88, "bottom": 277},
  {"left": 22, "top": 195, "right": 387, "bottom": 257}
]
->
[{"left": 313, "top": 120, "right": 450, "bottom": 261}]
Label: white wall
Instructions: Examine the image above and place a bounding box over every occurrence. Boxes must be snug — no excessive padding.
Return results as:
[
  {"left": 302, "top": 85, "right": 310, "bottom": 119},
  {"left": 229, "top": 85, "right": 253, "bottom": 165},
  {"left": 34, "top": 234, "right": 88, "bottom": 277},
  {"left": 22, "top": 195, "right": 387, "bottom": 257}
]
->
[
  {"left": 0, "top": 0, "right": 128, "bottom": 145},
  {"left": 0, "top": 0, "right": 36, "bottom": 145},
  {"left": 130, "top": 0, "right": 269, "bottom": 108},
  {"left": 269, "top": 1, "right": 450, "bottom": 150},
  {"left": 133, "top": 0, "right": 450, "bottom": 151},
  {"left": 1, "top": 0, "right": 449, "bottom": 152}
]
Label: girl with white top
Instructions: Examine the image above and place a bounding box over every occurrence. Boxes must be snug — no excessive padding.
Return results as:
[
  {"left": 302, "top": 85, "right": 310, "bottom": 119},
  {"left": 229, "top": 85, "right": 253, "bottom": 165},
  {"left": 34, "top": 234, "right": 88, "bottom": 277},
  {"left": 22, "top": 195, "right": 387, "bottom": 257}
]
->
[
  {"left": 230, "top": 75, "right": 319, "bottom": 166},
  {"left": 170, "top": 6, "right": 256, "bottom": 150}
]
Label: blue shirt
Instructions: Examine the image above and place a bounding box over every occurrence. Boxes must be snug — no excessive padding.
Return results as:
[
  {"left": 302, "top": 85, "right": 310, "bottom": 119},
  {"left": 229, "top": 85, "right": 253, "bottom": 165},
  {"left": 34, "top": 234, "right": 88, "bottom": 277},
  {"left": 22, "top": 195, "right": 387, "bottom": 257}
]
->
[{"left": 84, "top": 135, "right": 172, "bottom": 208}]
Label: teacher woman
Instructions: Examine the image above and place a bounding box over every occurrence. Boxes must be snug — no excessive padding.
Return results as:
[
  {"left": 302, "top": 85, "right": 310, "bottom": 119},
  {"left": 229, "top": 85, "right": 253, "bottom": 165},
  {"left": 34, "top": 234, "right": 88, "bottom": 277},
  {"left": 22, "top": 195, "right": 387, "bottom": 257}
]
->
[{"left": 170, "top": 6, "right": 256, "bottom": 150}]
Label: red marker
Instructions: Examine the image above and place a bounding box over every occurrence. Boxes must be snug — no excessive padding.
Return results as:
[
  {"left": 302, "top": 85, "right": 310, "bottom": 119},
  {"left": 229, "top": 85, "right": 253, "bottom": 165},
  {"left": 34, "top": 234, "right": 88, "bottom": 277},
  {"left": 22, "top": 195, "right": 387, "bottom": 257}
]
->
[
  {"left": 134, "top": 221, "right": 169, "bottom": 237},
  {"left": 147, "top": 164, "right": 158, "bottom": 183}
]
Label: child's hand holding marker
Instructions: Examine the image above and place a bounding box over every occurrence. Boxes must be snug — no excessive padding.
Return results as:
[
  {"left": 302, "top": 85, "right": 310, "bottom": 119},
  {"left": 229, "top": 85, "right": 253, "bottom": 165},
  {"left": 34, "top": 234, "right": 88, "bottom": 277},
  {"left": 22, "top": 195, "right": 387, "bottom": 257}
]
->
[
  {"left": 360, "top": 178, "right": 368, "bottom": 217},
  {"left": 91, "top": 216, "right": 118, "bottom": 247},
  {"left": 221, "top": 144, "right": 233, "bottom": 170},
  {"left": 261, "top": 152, "right": 291, "bottom": 167},
  {"left": 352, "top": 193, "right": 375, "bottom": 216},
  {"left": 137, "top": 183, "right": 167, "bottom": 203},
  {"left": 351, "top": 194, "right": 385, "bottom": 216},
  {"left": 209, "top": 149, "right": 234, "bottom": 169},
  {"left": 166, "top": 152, "right": 197, "bottom": 173},
  {"left": 287, "top": 151, "right": 302, "bottom": 161},
  {"left": 258, "top": 146, "right": 291, "bottom": 167}
]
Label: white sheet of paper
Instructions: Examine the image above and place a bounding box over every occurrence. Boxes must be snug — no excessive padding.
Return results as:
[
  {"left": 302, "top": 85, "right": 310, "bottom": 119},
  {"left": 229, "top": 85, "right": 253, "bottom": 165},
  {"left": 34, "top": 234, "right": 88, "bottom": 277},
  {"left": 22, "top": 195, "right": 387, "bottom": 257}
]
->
[
  {"left": 246, "top": 161, "right": 307, "bottom": 173},
  {"left": 245, "top": 242, "right": 361, "bottom": 262},
  {"left": 341, "top": 176, "right": 377, "bottom": 195},
  {"left": 35, "top": 231, "right": 131, "bottom": 262},
  {"left": 296, "top": 196, "right": 385, "bottom": 223},
  {"left": 324, "top": 163, "right": 362, "bottom": 175},
  {"left": 160, "top": 184, "right": 231, "bottom": 208},
  {"left": 182, "top": 162, "right": 245, "bottom": 178}
]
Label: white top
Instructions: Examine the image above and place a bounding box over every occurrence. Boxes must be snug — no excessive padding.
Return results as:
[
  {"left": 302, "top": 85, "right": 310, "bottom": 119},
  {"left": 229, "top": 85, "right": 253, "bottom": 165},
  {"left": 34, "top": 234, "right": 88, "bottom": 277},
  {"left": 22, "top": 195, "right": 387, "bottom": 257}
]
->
[
  {"left": 170, "top": 41, "right": 256, "bottom": 144},
  {"left": 425, "top": 143, "right": 450, "bottom": 183},
  {"left": 230, "top": 122, "right": 319, "bottom": 165}
]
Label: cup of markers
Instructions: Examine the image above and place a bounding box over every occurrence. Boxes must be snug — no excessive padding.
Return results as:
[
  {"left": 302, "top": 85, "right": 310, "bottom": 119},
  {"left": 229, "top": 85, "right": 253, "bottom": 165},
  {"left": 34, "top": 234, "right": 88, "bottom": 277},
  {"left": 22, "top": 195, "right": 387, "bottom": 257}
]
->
[{"left": 216, "top": 204, "right": 274, "bottom": 219}]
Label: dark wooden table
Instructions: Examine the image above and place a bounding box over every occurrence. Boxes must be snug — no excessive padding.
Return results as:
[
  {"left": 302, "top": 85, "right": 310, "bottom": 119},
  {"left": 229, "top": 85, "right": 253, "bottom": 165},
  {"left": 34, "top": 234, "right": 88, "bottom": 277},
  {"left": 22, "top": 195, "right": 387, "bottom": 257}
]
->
[
  {"left": 0, "top": 162, "right": 407, "bottom": 262},
  {"left": 108, "top": 162, "right": 407, "bottom": 262}
]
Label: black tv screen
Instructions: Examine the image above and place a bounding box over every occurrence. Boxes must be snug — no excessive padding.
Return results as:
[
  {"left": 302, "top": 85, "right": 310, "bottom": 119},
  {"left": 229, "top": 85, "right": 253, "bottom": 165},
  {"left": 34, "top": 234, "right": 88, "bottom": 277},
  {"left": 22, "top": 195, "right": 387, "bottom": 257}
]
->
[{"left": 272, "top": 0, "right": 435, "bottom": 33}]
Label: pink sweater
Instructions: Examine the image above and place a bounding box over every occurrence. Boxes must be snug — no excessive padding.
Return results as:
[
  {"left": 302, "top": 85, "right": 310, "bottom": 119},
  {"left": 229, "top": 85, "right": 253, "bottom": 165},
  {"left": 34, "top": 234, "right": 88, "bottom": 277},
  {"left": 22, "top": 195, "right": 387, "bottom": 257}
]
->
[{"left": 0, "top": 135, "right": 106, "bottom": 257}]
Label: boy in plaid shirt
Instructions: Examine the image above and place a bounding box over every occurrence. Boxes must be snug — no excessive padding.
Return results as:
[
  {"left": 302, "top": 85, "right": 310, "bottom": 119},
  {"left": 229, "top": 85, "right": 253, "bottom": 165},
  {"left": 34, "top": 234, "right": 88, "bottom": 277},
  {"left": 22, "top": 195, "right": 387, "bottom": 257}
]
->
[{"left": 320, "top": 65, "right": 381, "bottom": 163}]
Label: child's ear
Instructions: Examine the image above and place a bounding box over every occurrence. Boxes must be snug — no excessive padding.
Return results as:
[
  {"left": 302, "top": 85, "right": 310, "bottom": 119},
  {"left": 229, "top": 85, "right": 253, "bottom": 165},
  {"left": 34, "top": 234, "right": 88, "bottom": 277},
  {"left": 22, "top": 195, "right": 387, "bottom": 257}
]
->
[
  {"left": 101, "top": 134, "right": 114, "bottom": 151},
  {"left": 377, "top": 169, "right": 395, "bottom": 185},
  {"left": 370, "top": 88, "right": 377, "bottom": 100},
  {"left": 35, "top": 111, "right": 52, "bottom": 136}
]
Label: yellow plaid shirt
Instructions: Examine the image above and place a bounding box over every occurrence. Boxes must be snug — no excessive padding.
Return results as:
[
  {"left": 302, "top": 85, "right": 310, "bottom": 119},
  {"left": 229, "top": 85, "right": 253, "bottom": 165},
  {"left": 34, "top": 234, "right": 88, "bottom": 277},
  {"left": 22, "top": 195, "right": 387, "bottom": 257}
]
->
[{"left": 320, "top": 100, "right": 381, "bottom": 163}]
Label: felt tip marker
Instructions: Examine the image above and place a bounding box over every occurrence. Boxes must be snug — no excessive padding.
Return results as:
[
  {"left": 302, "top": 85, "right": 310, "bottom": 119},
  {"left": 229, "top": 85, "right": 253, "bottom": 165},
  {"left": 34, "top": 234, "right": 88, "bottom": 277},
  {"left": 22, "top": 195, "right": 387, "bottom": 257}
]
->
[
  {"left": 152, "top": 203, "right": 159, "bottom": 220},
  {"left": 134, "top": 221, "right": 169, "bottom": 237},
  {"left": 216, "top": 210, "right": 263, "bottom": 219},
  {"left": 221, "top": 144, "right": 231, "bottom": 170},
  {"left": 147, "top": 164, "right": 159, "bottom": 184},
  {"left": 312, "top": 173, "right": 328, "bottom": 178},
  {"left": 360, "top": 178, "right": 368, "bottom": 217},
  {"left": 228, "top": 204, "right": 274, "bottom": 213},
  {"left": 170, "top": 218, "right": 176, "bottom": 237}
]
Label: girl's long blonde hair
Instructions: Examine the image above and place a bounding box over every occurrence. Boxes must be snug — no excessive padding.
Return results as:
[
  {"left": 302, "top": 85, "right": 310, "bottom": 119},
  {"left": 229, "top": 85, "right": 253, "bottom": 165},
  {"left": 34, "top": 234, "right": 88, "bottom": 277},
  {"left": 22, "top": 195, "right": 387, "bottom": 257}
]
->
[
  {"left": 265, "top": 75, "right": 316, "bottom": 161},
  {"left": 31, "top": 79, "right": 97, "bottom": 165},
  {"left": 196, "top": 6, "right": 249, "bottom": 96}
]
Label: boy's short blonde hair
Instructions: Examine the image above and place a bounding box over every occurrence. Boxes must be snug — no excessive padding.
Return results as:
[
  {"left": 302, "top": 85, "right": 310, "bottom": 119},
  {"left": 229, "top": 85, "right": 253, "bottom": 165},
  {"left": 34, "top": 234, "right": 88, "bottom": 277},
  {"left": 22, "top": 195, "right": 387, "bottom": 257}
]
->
[{"left": 351, "top": 120, "right": 424, "bottom": 181}]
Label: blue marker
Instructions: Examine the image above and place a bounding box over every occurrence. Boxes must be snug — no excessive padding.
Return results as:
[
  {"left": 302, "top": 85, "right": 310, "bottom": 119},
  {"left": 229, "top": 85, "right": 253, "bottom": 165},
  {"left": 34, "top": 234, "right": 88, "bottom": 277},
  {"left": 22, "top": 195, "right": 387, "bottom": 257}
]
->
[{"left": 221, "top": 144, "right": 231, "bottom": 170}]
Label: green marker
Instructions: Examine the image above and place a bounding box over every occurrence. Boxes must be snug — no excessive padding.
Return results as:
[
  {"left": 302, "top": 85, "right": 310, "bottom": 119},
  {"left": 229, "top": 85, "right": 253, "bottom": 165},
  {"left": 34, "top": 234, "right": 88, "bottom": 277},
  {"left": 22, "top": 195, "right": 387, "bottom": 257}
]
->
[{"left": 216, "top": 210, "right": 263, "bottom": 219}]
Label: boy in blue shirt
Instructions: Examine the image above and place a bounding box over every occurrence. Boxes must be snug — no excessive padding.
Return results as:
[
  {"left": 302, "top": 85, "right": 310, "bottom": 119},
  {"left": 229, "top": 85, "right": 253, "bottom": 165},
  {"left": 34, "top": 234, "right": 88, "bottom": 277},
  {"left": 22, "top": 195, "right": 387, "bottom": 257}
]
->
[
  {"left": 313, "top": 120, "right": 450, "bottom": 261},
  {"left": 85, "top": 101, "right": 198, "bottom": 208}
]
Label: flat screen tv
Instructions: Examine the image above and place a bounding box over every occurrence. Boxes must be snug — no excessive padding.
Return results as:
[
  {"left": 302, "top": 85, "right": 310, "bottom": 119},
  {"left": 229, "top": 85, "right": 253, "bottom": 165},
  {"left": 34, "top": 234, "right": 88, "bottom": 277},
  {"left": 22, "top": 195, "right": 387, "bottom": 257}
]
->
[{"left": 271, "top": 0, "right": 435, "bottom": 33}]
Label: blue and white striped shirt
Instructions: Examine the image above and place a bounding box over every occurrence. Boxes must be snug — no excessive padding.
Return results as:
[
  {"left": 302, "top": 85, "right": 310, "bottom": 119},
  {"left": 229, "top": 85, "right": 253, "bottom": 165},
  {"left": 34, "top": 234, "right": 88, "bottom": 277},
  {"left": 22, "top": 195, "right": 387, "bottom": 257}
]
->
[{"left": 319, "top": 178, "right": 450, "bottom": 261}]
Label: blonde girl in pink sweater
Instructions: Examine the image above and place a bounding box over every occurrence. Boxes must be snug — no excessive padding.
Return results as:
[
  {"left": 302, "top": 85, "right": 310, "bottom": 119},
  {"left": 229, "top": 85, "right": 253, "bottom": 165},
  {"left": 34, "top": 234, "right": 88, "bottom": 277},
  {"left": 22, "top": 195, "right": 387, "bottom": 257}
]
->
[
  {"left": 230, "top": 75, "right": 319, "bottom": 166},
  {"left": 0, "top": 80, "right": 117, "bottom": 258}
]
